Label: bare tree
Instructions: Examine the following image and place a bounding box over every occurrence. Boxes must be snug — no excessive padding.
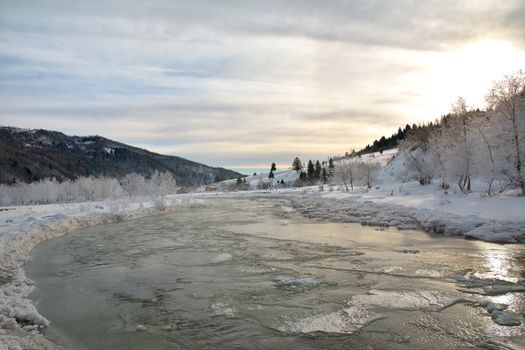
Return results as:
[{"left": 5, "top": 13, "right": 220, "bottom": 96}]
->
[
  {"left": 400, "top": 125, "right": 434, "bottom": 186},
  {"left": 486, "top": 70, "right": 525, "bottom": 195},
  {"left": 334, "top": 158, "right": 356, "bottom": 191},
  {"left": 428, "top": 124, "right": 449, "bottom": 189},
  {"left": 360, "top": 162, "right": 382, "bottom": 188},
  {"left": 406, "top": 146, "right": 434, "bottom": 185},
  {"left": 451, "top": 97, "right": 473, "bottom": 192},
  {"left": 333, "top": 159, "right": 381, "bottom": 190}
]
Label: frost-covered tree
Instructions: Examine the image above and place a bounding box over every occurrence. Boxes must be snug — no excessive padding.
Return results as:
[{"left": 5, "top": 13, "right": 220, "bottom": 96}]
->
[
  {"left": 400, "top": 124, "right": 435, "bottom": 185},
  {"left": 406, "top": 146, "right": 434, "bottom": 185},
  {"left": 359, "top": 162, "right": 382, "bottom": 188},
  {"left": 486, "top": 70, "right": 525, "bottom": 195},
  {"left": 451, "top": 97, "right": 474, "bottom": 192},
  {"left": 121, "top": 173, "right": 146, "bottom": 198},
  {"left": 148, "top": 171, "right": 177, "bottom": 198},
  {"left": 428, "top": 124, "right": 450, "bottom": 189},
  {"left": 334, "top": 158, "right": 356, "bottom": 191},
  {"left": 0, "top": 176, "right": 125, "bottom": 206},
  {"left": 334, "top": 159, "right": 381, "bottom": 190}
]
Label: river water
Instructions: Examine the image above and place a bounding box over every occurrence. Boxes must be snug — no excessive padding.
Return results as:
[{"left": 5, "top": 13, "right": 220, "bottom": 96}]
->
[{"left": 27, "top": 197, "right": 525, "bottom": 349}]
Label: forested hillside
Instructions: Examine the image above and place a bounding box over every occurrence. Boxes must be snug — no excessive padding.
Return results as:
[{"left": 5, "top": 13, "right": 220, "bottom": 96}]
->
[{"left": 0, "top": 127, "right": 240, "bottom": 186}]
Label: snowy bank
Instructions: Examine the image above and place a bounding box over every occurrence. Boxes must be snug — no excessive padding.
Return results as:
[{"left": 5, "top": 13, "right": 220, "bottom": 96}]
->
[
  {"left": 0, "top": 195, "right": 203, "bottom": 350},
  {"left": 286, "top": 181, "right": 525, "bottom": 243}
]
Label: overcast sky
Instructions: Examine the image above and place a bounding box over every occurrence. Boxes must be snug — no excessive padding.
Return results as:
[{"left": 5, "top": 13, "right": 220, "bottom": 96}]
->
[{"left": 1, "top": 0, "right": 524, "bottom": 168}]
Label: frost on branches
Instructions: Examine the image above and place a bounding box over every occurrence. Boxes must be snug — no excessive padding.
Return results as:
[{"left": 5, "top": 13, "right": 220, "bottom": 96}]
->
[
  {"left": 0, "top": 171, "right": 178, "bottom": 206},
  {"left": 399, "top": 70, "right": 525, "bottom": 195}
]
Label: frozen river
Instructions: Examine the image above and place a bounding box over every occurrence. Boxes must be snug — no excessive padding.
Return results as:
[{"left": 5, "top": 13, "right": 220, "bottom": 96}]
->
[{"left": 27, "top": 197, "right": 525, "bottom": 349}]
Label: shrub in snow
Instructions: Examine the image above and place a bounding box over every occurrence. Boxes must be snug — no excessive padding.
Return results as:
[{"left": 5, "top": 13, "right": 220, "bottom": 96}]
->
[{"left": 153, "top": 197, "right": 167, "bottom": 211}]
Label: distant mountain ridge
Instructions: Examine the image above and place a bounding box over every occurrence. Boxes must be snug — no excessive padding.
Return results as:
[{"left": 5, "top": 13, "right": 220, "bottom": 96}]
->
[{"left": 0, "top": 126, "right": 240, "bottom": 186}]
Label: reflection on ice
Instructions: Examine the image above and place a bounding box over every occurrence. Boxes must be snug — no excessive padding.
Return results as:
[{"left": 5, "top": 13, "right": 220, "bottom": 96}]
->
[
  {"left": 476, "top": 245, "right": 522, "bottom": 283},
  {"left": 352, "top": 290, "right": 459, "bottom": 311},
  {"left": 279, "top": 305, "right": 381, "bottom": 334}
]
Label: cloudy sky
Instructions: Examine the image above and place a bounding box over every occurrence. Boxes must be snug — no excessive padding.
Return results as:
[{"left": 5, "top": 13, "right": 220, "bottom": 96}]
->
[{"left": 1, "top": 1, "right": 524, "bottom": 169}]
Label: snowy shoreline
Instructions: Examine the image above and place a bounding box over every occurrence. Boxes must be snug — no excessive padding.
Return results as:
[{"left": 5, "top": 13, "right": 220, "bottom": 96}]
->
[
  {"left": 287, "top": 182, "right": 525, "bottom": 243},
  {"left": 0, "top": 195, "right": 204, "bottom": 350},
  {"left": 221, "top": 181, "right": 525, "bottom": 243}
]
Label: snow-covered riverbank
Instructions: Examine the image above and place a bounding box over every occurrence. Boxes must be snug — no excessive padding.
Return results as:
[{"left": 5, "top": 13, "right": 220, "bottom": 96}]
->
[{"left": 285, "top": 181, "right": 525, "bottom": 243}]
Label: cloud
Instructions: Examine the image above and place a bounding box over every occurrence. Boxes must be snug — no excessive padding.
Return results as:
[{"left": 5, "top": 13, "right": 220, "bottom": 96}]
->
[{"left": 1, "top": 0, "right": 524, "bottom": 167}]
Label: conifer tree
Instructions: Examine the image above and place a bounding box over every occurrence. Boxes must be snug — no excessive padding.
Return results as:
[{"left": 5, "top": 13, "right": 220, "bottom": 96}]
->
[
  {"left": 314, "top": 160, "right": 322, "bottom": 179},
  {"left": 307, "top": 160, "right": 315, "bottom": 180},
  {"left": 292, "top": 157, "right": 303, "bottom": 171},
  {"left": 322, "top": 168, "right": 328, "bottom": 183}
]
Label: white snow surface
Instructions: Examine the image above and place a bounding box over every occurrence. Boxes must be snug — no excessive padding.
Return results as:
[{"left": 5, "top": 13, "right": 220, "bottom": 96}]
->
[
  {"left": 0, "top": 195, "right": 204, "bottom": 350},
  {"left": 347, "top": 148, "right": 398, "bottom": 167},
  {"left": 285, "top": 180, "right": 525, "bottom": 243}
]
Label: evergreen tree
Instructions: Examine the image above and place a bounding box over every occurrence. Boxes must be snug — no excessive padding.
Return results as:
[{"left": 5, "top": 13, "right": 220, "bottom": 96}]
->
[
  {"left": 292, "top": 157, "right": 303, "bottom": 171},
  {"left": 307, "top": 160, "right": 315, "bottom": 180},
  {"left": 328, "top": 158, "right": 335, "bottom": 176},
  {"left": 321, "top": 168, "right": 328, "bottom": 183},
  {"left": 271, "top": 162, "right": 276, "bottom": 172},
  {"left": 314, "top": 160, "right": 322, "bottom": 179},
  {"left": 299, "top": 171, "right": 307, "bottom": 181},
  {"left": 269, "top": 171, "right": 275, "bottom": 179},
  {"left": 236, "top": 177, "right": 242, "bottom": 185}
]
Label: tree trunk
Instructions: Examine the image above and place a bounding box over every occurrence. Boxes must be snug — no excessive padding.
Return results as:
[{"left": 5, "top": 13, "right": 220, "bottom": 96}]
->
[{"left": 511, "top": 102, "right": 524, "bottom": 196}]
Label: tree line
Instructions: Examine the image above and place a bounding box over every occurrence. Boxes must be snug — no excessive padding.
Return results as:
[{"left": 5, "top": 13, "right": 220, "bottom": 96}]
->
[{"left": 0, "top": 171, "right": 177, "bottom": 206}]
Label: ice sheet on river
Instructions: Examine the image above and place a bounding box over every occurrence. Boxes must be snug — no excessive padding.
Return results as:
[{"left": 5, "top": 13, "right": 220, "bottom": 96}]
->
[
  {"left": 278, "top": 289, "right": 458, "bottom": 335},
  {"left": 279, "top": 304, "right": 381, "bottom": 334},
  {"left": 352, "top": 290, "right": 459, "bottom": 310}
]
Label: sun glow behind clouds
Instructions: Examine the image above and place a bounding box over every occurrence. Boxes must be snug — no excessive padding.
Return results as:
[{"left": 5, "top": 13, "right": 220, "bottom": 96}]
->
[{"left": 418, "top": 40, "right": 525, "bottom": 117}]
